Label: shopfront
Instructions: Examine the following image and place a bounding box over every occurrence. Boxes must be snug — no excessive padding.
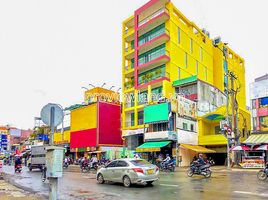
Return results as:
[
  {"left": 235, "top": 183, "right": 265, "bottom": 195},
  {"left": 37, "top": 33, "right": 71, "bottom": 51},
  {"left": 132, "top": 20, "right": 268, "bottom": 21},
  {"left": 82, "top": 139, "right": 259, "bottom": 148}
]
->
[{"left": 235, "top": 133, "right": 268, "bottom": 168}]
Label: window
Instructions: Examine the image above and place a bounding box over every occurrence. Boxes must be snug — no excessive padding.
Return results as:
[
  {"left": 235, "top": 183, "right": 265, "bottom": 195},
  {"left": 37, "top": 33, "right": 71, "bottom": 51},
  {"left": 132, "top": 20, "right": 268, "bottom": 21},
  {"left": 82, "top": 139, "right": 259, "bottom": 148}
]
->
[
  {"left": 138, "top": 111, "right": 144, "bottom": 125},
  {"left": 183, "top": 123, "right": 188, "bottom": 130},
  {"left": 131, "top": 113, "right": 135, "bottom": 126},
  {"left": 215, "top": 126, "right": 221, "bottom": 134},
  {"left": 178, "top": 28, "right": 181, "bottom": 44},
  {"left": 153, "top": 122, "right": 168, "bottom": 132},
  {"left": 185, "top": 53, "right": 188, "bottom": 68},
  {"left": 116, "top": 161, "right": 128, "bottom": 167},
  {"left": 196, "top": 61, "right": 198, "bottom": 74},
  {"left": 252, "top": 99, "right": 256, "bottom": 109},
  {"left": 152, "top": 87, "right": 163, "bottom": 101},
  {"left": 138, "top": 91, "right": 148, "bottom": 105},
  {"left": 190, "top": 124, "right": 194, "bottom": 132},
  {"left": 190, "top": 38, "right": 193, "bottom": 54},
  {"left": 106, "top": 161, "right": 117, "bottom": 168},
  {"left": 130, "top": 160, "right": 150, "bottom": 166},
  {"left": 200, "top": 47, "right": 203, "bottom": 61},
  {"left": 178, "top": 67, "right": 181, "bottom": 79}
]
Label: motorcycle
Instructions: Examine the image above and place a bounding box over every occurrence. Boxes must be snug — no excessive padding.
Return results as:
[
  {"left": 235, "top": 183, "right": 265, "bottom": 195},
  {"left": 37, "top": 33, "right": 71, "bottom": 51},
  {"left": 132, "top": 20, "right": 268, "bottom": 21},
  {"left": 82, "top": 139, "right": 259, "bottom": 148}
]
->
[
  {"left": 257, "top": 162, "right": 268, "bottom": 181},
  {"left": 187, "top": 161, "right": 212, "bottom": 178},
  {"left": 63, "top": 162, "right": 69, "bottom": 169},
  {"left": 160, "top": 160, "right": 176, "bottom": 172},
  {"left": 15, "top": 164, "right": 22, "bottom": 173}
]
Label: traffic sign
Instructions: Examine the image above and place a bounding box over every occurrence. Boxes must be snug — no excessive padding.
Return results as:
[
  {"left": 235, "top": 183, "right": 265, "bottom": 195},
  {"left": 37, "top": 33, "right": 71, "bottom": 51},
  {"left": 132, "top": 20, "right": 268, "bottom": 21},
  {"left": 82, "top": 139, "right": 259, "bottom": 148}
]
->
[{"left": 41, "top": 103, "right": 64, "bottom": 127}]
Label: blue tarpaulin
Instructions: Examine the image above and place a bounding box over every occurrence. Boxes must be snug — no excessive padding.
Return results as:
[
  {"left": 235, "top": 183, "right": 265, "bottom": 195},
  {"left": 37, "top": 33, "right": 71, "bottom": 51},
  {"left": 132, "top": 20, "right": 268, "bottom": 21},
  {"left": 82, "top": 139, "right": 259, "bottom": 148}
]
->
[{"left": 260, "top": 97, "right": 268, "bottom": 105}]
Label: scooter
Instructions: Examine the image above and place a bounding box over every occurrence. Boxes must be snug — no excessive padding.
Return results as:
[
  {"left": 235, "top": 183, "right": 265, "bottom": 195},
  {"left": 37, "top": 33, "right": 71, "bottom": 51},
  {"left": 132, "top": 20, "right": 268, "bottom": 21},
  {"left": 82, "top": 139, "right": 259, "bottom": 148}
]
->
[
  {"left": 187, "top": 161, "right": 212, "bottom": 178},
  {"left": 160, "top": 160, "right": 176, "bottom": 172},
  {"left": 257, "top": 162, "right": 268, "bottom": 181},
  {"left": 15, "top": 164, "right": 22, "bottom": 173}
]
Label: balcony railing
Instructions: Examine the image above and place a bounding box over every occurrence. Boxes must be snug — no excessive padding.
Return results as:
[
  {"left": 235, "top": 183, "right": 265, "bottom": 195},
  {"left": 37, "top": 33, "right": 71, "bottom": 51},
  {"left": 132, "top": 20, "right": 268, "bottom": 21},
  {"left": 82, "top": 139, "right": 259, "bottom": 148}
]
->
[
  {"left": 138, "top": 71, "right": 170, "bottom": 85},
  {"left": 124, "top": 80, "right": 134, "bottom": 90},
  {"left": 138, "top": 28, "right": 169, "bottom": 47},
  {"left": 138, "top": 8, "right": 169, "bottom": 27},
  {"left": 138, "top": 48, "right": 169, "bottom": 66}
]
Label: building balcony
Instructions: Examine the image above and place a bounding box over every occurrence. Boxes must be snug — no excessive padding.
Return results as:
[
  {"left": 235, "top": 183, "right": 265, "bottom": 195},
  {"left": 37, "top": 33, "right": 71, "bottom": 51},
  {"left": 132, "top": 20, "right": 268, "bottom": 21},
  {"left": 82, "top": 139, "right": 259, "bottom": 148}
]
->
[
  {"left": 138, "top": 49, "right": 170, "bottom": 71},
  {"left": 138, "top": 72, "right": 170, "bottom": 89},
  {"left": 124, "top": 79, "right": 134, "bottom": 91},
  {"left": 124, "top": 28, "right": 134, "bottom": 42},
  {"left": 138, "top": 30, "right": 169, "bottom": 56},
  {"left": 125, "top": 46, "right": 135, "bottom": 60},
  {"left": 138, "top": 8, "right": 169, "bottom": 36}
]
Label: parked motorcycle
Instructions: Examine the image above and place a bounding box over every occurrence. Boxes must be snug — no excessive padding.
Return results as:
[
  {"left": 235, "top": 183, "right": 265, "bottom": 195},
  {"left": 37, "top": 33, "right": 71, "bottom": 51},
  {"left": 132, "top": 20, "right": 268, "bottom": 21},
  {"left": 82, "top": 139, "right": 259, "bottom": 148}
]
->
[
  {"left": 187, "top": 160, "right": 213, "bottom": 178},
  {"left": 257, "top": 162, "right": 268, "bottom": 181},
  {"left": 15, "top": 164, "right": 22, "bottom": 173},
  {"left": 63, "top": 162, "right": 69, "bottom": 169}
]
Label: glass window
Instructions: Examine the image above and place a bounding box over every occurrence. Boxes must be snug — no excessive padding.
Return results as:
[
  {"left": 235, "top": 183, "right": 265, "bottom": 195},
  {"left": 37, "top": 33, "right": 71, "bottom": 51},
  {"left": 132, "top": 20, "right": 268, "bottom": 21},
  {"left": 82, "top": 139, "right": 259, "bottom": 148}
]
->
[
  {"left": 138, "top": 91, "right": 148, "bottom": 105},
  {"left": 190, "top": 124, "right": 194, "bottom": 131},
  {"left": 152, "top": 122, "right": 168, "bottom": 132},
  {"left": 130, "top": 159, "right": 150, "bottom": 166},
  {"left": 106, "top": 161, "right": 117, "bottom": 168},
  {"left": 252, "top": 99, "right": 256, "bottom": 109},
  {"left": 152, "top": 87, "right": 163, "bottom": 102},
  {"left": 178, "top": 28, "right": 181, "bottom": 44},
  {"left": 116, "top": 161, "right": 128, "bottom": 167},
  {"left": 183, "top": 123, "right": 188, "bottom": 130},
  {"left": 131, "top": 113, "right": 135, "bottom": 126},
  {"left": 138, "top": 111, "right": 144, "bottom": 125}
]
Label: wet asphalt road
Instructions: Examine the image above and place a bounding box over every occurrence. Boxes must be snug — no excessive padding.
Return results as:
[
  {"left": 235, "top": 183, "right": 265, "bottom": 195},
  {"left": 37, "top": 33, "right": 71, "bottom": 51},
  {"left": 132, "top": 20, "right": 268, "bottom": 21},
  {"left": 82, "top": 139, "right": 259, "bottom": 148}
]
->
[{"left": 3, "top": 165, "right": 268, "bottom": 200}]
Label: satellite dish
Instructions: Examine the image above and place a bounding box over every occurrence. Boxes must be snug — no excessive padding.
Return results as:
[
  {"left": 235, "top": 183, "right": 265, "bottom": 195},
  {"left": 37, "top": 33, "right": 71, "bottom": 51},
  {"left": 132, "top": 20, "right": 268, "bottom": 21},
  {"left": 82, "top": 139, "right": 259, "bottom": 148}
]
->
[{"left": 41, "top": 103, "right": 64, "bottom": 127}]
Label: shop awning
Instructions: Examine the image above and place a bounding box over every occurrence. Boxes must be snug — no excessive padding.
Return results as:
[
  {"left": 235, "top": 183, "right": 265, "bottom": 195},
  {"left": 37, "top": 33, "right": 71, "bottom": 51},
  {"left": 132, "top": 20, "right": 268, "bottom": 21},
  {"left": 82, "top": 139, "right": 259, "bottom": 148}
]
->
[
  {"left": 200, "top": 106, "right": 226, "bottom": 122},
  {"left": 173, "top": 75, "right": 197, "bottom": 87},
  {"left": 136, "top": 141, "right": 171, "bottom": 152},
  {"left": 243, "top": 134, "right": 268, "bottom": 144},
  {"left": 180, "top": 144, "right": 216, "bottom": 153}
]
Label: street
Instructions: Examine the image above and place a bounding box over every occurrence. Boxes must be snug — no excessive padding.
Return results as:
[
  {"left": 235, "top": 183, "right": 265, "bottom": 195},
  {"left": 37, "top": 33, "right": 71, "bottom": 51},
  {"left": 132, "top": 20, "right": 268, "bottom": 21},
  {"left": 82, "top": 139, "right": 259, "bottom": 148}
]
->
[{"left": 3, "top": 165, "right": 268, "bottom": 200}]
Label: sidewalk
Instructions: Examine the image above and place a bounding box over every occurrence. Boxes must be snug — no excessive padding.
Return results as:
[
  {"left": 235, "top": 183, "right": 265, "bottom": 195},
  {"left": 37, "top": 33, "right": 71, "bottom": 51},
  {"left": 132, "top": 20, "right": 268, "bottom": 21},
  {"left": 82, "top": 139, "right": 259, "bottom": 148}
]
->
[{"left": 0, "top": 179, "right": 43, "bottom": 200}]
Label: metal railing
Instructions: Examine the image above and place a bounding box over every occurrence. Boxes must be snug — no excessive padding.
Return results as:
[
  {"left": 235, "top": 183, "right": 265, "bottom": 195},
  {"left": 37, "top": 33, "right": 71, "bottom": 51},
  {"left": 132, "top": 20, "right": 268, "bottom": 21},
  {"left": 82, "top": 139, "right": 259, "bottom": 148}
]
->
[
  {"left": 138, "top": 28, "right": 169, "bottom": 47},
  {"left": 138, "top": 71, "right": 170, "bottom": 85},
  {"left": 138, "top": 49, "right": 169, "bottom": 66},
  {"left": 138, "top": 8, "right": 169, "bottom": 27}
]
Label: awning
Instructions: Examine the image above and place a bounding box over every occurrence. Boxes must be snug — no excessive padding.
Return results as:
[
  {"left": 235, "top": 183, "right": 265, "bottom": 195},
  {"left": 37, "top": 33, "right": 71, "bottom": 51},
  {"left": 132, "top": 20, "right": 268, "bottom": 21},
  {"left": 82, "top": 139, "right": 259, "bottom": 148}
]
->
[
  {"left": 173, "top": 75, "right": 197, "bottom": 87},
  {"left": 136, "top": 141, "right": 171, "bottom": 152},
  {"left": 180, "top": 144, "right": 216, "bottom": 153},
  {"left": 254, "top": 144, "right": 268, "bottom": 151},
  {"left": 243, "top": 134, "right": 268, "bottom": 144},
  {"left": 231, "top": 145, "right": 251, "bottom": 151},
  {"left": 200, "top": 106, "right": 226, "bottom": 122}
]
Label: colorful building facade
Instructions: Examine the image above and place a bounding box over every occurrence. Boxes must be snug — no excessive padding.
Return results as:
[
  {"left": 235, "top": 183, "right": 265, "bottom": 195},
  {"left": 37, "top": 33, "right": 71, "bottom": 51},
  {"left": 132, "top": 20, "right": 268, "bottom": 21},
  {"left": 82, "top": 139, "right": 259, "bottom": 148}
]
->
[
  {"left": 122, "top": 0, "right": 250, "bottom": 165},
  {"left": 250, "top": 74, "right": 268, "bottom": 133},
  {"left": 69, "top": 87, "right": 123, "bottom": 158}
]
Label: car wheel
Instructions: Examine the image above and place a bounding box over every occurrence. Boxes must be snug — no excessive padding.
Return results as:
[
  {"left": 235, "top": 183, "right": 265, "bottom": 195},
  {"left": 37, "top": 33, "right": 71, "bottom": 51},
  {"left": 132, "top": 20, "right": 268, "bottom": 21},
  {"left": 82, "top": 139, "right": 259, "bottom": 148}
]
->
[
  {"left": 146, "top": 181, "right": 154, "bottom": 186},
  {"left": 187, "top": 169, "right": 194, "bottom": 177},
  {"left": 257, "top": 170, "right": 267, "bottom": 181},
  {"left": 97, "top": 173, "right": 105, "bottom": 184},
  {"left": 123, "top": 176, "right": 131, "bottom": 187}
]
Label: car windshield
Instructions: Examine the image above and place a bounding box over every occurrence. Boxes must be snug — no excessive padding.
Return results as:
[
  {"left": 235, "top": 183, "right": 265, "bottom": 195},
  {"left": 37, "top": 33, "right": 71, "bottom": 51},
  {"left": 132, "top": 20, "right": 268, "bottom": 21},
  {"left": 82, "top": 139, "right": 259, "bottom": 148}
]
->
[{"left": 130, "top": 159, "right": 150, "bottom": 166}]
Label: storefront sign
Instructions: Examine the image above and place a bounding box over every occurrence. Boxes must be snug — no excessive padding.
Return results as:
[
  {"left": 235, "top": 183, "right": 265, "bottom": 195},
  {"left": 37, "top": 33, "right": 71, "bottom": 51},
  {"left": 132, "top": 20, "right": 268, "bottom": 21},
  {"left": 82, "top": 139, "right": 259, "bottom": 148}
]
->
[
  {"left": 122, "top": 128, "right": 146, "bottom": 137},
  {"left": 177, "top": 96, "right": 197, "bottom": 119},
  {"left": 54, "top": 140, "right": 69, "bottom": 145},
  {"left": 144, "top": 131, "right": 177, "bottom": 141}
]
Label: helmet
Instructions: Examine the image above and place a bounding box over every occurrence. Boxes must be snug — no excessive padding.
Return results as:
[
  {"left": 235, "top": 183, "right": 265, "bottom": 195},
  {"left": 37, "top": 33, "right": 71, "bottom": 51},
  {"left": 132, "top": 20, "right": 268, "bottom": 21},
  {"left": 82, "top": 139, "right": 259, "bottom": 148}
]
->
[{"left": 166, "top": 154, "right": 169, "bottom": 156}]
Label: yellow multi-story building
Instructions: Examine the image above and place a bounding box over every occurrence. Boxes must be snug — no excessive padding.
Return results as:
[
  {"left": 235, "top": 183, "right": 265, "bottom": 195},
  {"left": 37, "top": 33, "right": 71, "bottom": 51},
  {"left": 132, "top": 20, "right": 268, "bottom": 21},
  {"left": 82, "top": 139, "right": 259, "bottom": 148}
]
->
[{"left": 122, "top": 0, "right": 250, "bottom": 165}]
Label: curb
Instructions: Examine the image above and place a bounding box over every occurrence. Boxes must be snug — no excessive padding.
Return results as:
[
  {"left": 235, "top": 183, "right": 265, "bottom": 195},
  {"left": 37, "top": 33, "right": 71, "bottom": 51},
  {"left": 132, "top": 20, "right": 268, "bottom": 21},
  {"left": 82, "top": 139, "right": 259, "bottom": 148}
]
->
[{"left": 3, "top": 173, "right": 48, "bottom": 199}]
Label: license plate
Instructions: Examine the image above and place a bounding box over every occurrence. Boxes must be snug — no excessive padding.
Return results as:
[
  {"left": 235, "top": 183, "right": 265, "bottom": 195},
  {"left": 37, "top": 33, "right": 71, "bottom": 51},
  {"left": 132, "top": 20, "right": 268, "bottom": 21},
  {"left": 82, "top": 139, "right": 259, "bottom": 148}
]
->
[{"left": 147, "top": 169, "right": 154, "bottom": 174}]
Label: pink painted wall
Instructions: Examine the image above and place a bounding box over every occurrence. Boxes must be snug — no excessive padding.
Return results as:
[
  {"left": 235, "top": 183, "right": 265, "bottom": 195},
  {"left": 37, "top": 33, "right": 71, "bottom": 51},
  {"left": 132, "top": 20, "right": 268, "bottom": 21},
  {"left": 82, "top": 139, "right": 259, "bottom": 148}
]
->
[{"left": 98, "top": 102, "right": 122, "bottom": 146}]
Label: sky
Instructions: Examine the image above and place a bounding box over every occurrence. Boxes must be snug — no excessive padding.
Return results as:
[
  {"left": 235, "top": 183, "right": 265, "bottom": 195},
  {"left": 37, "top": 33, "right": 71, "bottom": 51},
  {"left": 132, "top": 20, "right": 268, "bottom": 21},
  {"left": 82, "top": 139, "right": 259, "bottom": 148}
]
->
[{"left": 0, "top": 0, "right": 267, "bottom": 129}]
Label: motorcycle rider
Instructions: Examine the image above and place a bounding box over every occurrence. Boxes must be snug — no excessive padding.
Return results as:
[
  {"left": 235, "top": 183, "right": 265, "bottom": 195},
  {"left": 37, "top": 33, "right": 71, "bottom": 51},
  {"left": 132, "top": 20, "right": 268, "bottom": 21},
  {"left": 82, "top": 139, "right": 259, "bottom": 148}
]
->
[
  {"left": 14, "top": 156, "right": 22, "bottom": 170},
  {"left": 90, "top": 155, "right": 98, "bottom": 168},
  {"left": 162, "top": 154, "right": 171, "bottom": 169},
  {"left": 195, "top": 154, "right": 206, "bottom": 172}
]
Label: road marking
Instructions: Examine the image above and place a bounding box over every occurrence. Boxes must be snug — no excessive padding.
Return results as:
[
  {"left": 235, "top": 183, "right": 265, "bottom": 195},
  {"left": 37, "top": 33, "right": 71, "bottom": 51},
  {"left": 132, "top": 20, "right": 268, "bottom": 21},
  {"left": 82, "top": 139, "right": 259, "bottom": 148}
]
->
[
  {"left": 159, "top": 184, "right": 179, "bottom": 187},
  {"left": 234, "top": 191, "right": 268, "bottom": 197}
]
